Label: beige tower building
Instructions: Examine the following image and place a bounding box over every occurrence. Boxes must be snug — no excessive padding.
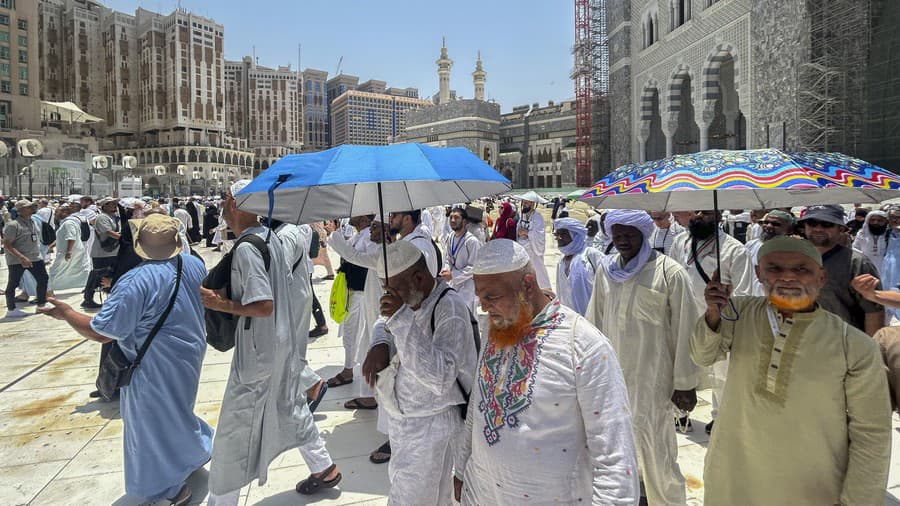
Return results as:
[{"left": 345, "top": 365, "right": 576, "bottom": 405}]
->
[
  {"left": 224, "top": 56, "right": 303, "bottom": 171},
  {"left": 331, "top": 89, "right": 431, "bottom": 146},
  {"left": 2, "top": 0, "right": 41, "bottom": 130}
]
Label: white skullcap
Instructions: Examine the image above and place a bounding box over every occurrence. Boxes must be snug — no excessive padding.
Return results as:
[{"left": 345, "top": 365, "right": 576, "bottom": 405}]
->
[
  {"left": 230, "top": 179, "right": 252, "bottom": 196},
  {"left": 473, "top": 238, "right": 530, "bottom": 275},
  {"left": 376, "top": 240, "right": 425, "bottom": 279}
]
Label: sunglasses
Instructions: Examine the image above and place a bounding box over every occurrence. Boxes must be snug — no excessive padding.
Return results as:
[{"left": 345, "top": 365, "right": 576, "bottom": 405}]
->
[
  {"left": 761, "top": 220, "right": 785, "bottom": 227},
  {"left": 803, "top": 219, "right": 837, "bottom": 229}
]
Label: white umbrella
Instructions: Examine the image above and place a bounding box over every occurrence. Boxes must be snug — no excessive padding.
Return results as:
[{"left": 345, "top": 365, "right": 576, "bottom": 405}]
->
[{"left": 513, "top": 190, "right": 548, "bottom": 204}]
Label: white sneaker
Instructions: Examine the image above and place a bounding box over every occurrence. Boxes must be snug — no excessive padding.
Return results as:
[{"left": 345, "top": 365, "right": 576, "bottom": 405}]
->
[{"left": 5, "top": 309, "right": 29, "bottom": 318}]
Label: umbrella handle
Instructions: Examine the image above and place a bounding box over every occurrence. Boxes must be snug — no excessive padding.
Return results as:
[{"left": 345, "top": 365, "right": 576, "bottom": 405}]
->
[
  {"left": 377, "top": 182, "right": 389, "bottom": 283},
  {"left": 264, "top": 174, "right": 290, "bottom": 242}
]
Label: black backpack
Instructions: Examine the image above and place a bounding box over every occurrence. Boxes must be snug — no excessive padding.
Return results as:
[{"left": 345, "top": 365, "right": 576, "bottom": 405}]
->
[
  {"left": 40, "top": 220, "right": 56, "bottom": 246},
  {"left": 431, "top": 238, "right": 443, "bottom": 273},
  {"left": 202, "top": 234, "right": 270, "bottom": 352},
  {"left": 430, "top": 287, "right": 481, "bottom": 419},
  {"left": 78, "top": 217, "right": 91, "bottom": 242}
]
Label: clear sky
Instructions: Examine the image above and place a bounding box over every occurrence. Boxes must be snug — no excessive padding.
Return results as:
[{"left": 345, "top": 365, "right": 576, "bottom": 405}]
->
[{"left": 106, "top": 0, "right": 576, "bottom": 112}]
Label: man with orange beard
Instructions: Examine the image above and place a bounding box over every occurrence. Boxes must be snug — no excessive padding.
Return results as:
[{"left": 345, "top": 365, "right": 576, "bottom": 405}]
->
[
  {"left": 453, "top": 239, "right": 639, "bottom": 505},
  {"left": 693, "top": 236, "right": 891, "bottom": 505}
]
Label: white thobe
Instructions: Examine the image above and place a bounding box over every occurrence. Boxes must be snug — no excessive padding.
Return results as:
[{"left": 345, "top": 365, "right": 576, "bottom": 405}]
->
[
  {"left": 429, "top": 207, "right": 447, "bottom": 242},
  {"left": 853, "top": 219, "right": 888, "bottom": 275},
  {"left": 556, "top": 248, "right": 604, "bottom": 316},
  {"left": 275, "top": 223, "right": 318, "bottom": 391},
  {"left": 403, "top": 224, "right": 439, "bottom": 277},
  {"left": 174, "top": 208, "right": 192, "bottom": 232},
  {"left": 746, "top": 222, "right": 763, "bottom": 243},
  {"left": 48, "top": 216, "right": 90, "bottom": 291},
  {"left": 516, "top": 210, "right": 551, "bottom": 289},
  {"left": 744, "top": 238, "right": 766, "bottom": 296},
  {"left": 209, "top": 227, "right": 329, "bottom": 495},
  {"left": 466, "top": 222, "right": 485, "bottom": 244},
  {"left": 442, "top": 230, "right": 481, "bottom": 311},
  {"left": 456, "top": 300, "right": 639, "bottom": 504},
  {"left": 374, "top": 280, "right": 478, "bottom": 506},
  {"left": 586, "top": 253, "right": 700, "bottom": 505},
  {"left": 669, "top": 230, "right": 754, "bottom": 418}
]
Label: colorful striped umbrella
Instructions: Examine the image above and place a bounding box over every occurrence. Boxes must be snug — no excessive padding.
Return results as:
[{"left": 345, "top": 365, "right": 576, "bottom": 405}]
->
[{"left": 580, "top": 149, "right": 900, "bottom": 211}]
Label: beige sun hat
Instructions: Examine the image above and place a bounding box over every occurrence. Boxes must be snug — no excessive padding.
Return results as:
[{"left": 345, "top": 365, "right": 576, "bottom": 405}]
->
[{"left": 130, "top": 214, "right": 182, "bottom": 260}]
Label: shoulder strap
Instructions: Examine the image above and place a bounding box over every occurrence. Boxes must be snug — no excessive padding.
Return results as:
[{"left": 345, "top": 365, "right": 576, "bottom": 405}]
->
[
  {"left": 133, "top": 255, "right": 183, "bottom": 367},
  {"left": 691, "top": 237, "right": 712, "bottom": 284},
  {"left": 431, "top": 286, "right": 455, "bottom": 333},
  {"left": 236, "top": 233, "right": 271, "bottom": 271}
]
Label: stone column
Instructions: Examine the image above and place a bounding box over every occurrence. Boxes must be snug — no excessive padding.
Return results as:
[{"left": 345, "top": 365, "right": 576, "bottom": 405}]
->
[
  {"left": 663, "top": 117, "right": 678, "bottom": 157},
  {"left": 638, "top": 121, "right": 651, "bottom": 162},
  {"left": 724, "top": 110, "right": 739, "bottom": 149}
]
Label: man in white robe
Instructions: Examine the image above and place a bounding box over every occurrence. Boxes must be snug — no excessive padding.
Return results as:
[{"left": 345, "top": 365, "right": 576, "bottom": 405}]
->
[
  {"left": 586, "top": 210, "right": 700, "bottom": 505},
  {"left": 852, "top": 210, "right": 889, "bottom": 275},
  {"left": 648, "top": 211, "right": 685, "bottom": 256},
  {"left": 516, "top": 197, "right": 551, "bottom": 289},
  {"left": 324, "top": 215, "right": 376, "bottom": 390},
  {"left": 48, "top": 203, "right": 90, "bottom": 293},
  {"left": 272, "top": 219, "right": 326, "bottom": 411},
  {"left": 668, "top": 210, "right": 754, "bottom": 434},
  {"left": 200, "top": 181, "right": 340, "bottom": 504},
  {"left": 363, "top": 241, "right": 478, "bottom": 505},
  {"left": 429, "top": 206, "right": 447, "bottom": 243},
  {"left": 441, "top": 207, "right": 481, "bottom": 311},
  {"left": 454, "top": 239, "right": 639, "bottom": 505},
  {"left": 553, "top": 217, "right": 603, "bottom": 316},
  {"left": 744, "top": 210, "right": 794, "bottom": 296}
]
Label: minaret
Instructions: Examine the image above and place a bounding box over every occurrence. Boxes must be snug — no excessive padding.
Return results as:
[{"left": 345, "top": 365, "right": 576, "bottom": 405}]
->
[
  {"left": 472, "top": 50, "right": 486, "bottom": 101},
  {"left": 436, "top": 37, "right": 453, "bottom": 104}
]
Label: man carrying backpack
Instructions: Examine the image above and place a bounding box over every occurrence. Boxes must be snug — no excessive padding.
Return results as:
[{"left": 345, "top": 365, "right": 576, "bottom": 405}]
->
[
  {"left": 82, "top": 197, "right": 120, "bottom": 310},
  {"left": 199, "top": 180, "right": 341, "bottom": 503},
  {"left": 364, "top": 240, "right": 478, "bottom": 506}
]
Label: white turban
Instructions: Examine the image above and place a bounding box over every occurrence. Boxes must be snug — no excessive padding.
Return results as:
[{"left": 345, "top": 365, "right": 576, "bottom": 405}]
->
[
  {"left": 376, "top": 240, "right": 425, "bottom": 279},
  {"left": 473, "top": 238, "right": 530, "bottom": 275},
  {"left": 230, "top": 179, "right": 252, "bottom": 196},
  {"left": 603, "top": 209, "right": 654, "bottom": 240},
  {"left": 601, "top": 209, "right": 655, "bottom": 283}
]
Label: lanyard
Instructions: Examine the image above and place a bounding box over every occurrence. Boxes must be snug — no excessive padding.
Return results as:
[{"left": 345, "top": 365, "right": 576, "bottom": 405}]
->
[{"left": 450, "top": 233, "right": 465, "bottom": 258}]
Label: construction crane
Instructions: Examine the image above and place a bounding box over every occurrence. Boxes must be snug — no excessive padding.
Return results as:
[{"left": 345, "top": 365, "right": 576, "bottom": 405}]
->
[{"left": 335, "top": 56, "right": 343, "bottom": 77}]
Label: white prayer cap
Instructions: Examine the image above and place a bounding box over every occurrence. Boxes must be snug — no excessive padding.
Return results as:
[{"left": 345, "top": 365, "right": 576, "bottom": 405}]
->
[
  {"left": 229, "top": 179, "right": 252, "bottom": 196},
  {"left": 473, "top": 238, "right": 530, "bottom": 275},
  {"left": 376, "top": 240, "right": 424, "bottom": 279}
]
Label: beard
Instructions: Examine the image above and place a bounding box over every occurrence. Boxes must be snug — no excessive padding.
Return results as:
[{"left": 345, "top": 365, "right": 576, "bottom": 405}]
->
[
  {"left": 406, "top": 287, "right": 426, "bottom": 308},
  {"left": 450, "top": 222, "right": 464, "bottom": 232},
  {"left": 869, "top": 224, "right": 887, "bottom": 236},
  {"left": 488, "top": 294, "right": 534, "bottom": 349},
  {"left": 522, "top": 204, "right": 533, "bottom": 214},
  {"left": 763, "top": 282, "right": 816, "bottom": 312},
  {"left": 389, "top": 226, "right": 401, "bottom": 235},
  {"left": 689, "top": 220, "right": 716, "bottom": 239},
  {"left": 762, "top": 229, "right": 778, "bottom": 241}
]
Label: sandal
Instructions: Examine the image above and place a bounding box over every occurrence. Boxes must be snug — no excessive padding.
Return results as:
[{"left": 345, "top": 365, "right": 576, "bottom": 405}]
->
[
  {"left": 307, "top": 381, "right": 328, "bottom": 413},
  {"left": 343, "top": 397, "right": 377, "bottom": 410},
  {"left": 369, "top": 441, "right": 391, "bottom": 464},
  {"left": 326, "top": 371, "right": 353, "bottom": 388},
  {"left": 323, "top": 274, "right": 335, "bottom": 280},
  {"left": 167, "top": 484, "right": 192, "bottom": 506},
  {"left": 296, "top": 463, "right": 342, "bottom": 495}
]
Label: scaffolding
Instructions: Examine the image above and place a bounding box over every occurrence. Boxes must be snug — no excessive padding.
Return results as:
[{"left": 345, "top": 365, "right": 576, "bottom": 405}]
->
[
  {"left": 797, "top": 0, "right": 872, "bottom": 154},
  {"left": 862, "top": 0, "right": 900, "bottom": 171},
  {"left": 572, "top": 0, "right": 609, "bottom": 186}
]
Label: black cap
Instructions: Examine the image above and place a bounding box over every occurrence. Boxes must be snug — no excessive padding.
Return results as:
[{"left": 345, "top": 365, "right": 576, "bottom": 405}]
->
[{"left": 799, "top": 205, "right": 845, "bottom": 226}]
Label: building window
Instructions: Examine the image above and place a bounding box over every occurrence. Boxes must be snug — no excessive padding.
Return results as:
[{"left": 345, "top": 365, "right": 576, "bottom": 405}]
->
[
  {"left": 0, "top": 63, "right": 7, "bottom": 77},
  {"left": 670, "top": 0, "right": 691, "bottom": 30},
  {"left": 17, "top": 65, "right": 24, "bottom": 80},
  {"left": 18, "top": 82, "right": 25, "bottom": 95},
  {"left": 0, "top": 15, "right": 7, "bottom": 26},
  {"left": 706, "top": 0, "right": 720, "bottom": 6},
  {"left": 0, "top": 0, "right": 14, "bottom": 8},
  {"left": 17, "top": 35, "right": 24, "bottom": 46},
  {"left": 0, "top": 32, "right": 7, "bottom": 43},
  {"left": 17, "top": 49, "right": 24, "bottom": 62},
  {"left": 0, "top": 80, "right": 9, "bottom": 93},
  {"left": 16, "top": 18, "right": 24, "bottom": 30},
  {"left": 0, "top": 100, "right": 10, "bottom": 128},
  {"left": 0, "top": 46, "right": 8, "bottom": 60}
]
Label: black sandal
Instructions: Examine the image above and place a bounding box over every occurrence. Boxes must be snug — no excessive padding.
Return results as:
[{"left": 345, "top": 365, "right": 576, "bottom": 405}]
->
[
  {"left": 369, "top": 441, "right": 391, "bottom": 464},
  {"left": 167, "top": 484, "right": 192, "bottom": 506},
  {"left": 296, "top": 463, "right": 342, "bottom": 495},
  {"left": 326, "top": 371, "right": 353, "bottom": 387}
]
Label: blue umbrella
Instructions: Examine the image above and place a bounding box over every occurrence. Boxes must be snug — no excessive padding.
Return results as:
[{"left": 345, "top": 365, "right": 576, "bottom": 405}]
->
[
  {"left": 234, "top": 143, "right": 510, "bottom": 279},
  {"left": 235, "top": 143, "right": 510, "bottom": 224}
]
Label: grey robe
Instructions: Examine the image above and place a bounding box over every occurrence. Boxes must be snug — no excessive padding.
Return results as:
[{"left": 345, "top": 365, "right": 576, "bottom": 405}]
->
[{"left": 209, "top": 226, "right": 319, "bottom": 494}]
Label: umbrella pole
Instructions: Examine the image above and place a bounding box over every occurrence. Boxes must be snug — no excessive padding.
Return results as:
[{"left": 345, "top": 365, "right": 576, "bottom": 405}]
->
[
  {"left": 377, "top": 182, "right": 389, "bottom": 288},
  {"left": 713, "top": 189, "right": 721, "bottom": 276}
]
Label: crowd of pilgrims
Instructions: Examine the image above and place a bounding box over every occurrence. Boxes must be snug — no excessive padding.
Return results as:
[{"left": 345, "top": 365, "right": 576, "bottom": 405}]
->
[{"left": 1, "top": 186, "right": 897, "bottom": 505}]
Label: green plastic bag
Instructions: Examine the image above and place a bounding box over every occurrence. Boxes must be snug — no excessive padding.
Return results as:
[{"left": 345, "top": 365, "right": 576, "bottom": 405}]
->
[{"left": 329, "top": 271, "right": 349, "bottom": 323}]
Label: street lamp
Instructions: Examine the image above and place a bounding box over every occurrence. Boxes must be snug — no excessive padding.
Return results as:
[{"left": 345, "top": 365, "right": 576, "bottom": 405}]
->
[{"left": 17, "top": 139, "right": 43, "bottom": 199}]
